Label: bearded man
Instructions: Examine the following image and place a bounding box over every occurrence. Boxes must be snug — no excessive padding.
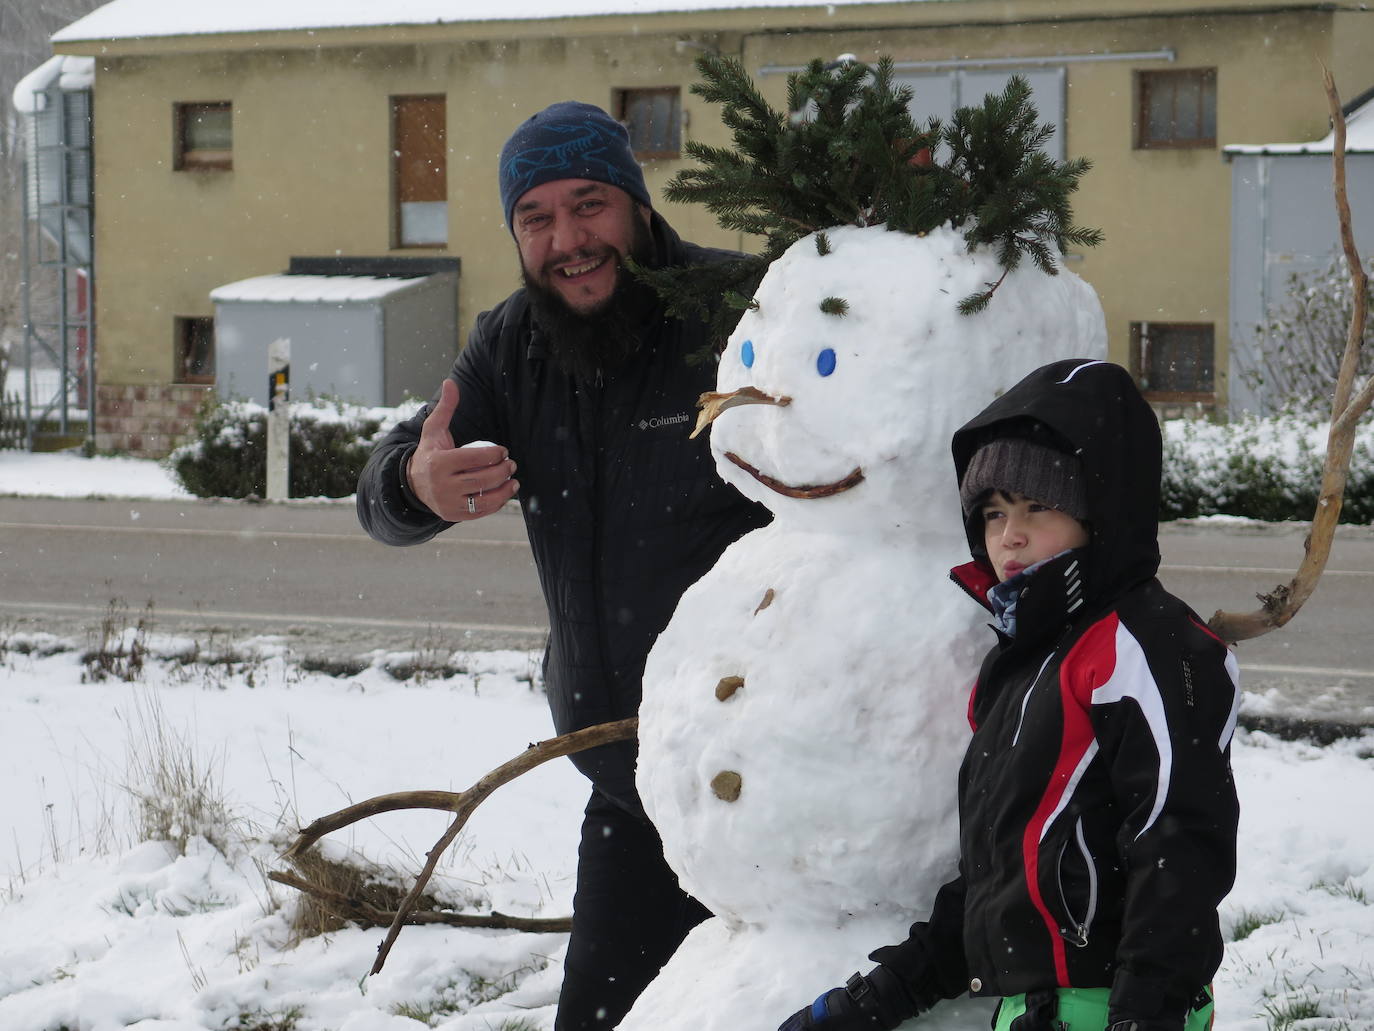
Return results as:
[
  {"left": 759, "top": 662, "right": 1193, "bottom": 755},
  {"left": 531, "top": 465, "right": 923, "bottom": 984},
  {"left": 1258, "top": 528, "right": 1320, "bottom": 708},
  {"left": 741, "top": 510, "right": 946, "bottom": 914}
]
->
[{"left": 356, "top": 101, "right": 768, "bottom": 1030}]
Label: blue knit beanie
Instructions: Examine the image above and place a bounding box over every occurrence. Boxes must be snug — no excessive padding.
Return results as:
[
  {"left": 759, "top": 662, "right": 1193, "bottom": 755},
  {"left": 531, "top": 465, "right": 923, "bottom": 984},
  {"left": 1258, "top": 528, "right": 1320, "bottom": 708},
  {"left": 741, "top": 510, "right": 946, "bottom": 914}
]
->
[{"left": 498, "top": 101, "right": 652, "bottom": 230}]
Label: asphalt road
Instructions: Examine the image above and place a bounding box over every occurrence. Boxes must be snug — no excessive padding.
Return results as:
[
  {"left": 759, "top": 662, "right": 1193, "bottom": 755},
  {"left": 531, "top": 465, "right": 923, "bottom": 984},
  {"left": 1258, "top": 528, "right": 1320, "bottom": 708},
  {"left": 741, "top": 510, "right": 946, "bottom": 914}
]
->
[
  {"left": 0, "top": 495, "right": 546, "bottom": 655},
  {"left": 2, "top": 496, "right": 1371, "bottom": 725}
]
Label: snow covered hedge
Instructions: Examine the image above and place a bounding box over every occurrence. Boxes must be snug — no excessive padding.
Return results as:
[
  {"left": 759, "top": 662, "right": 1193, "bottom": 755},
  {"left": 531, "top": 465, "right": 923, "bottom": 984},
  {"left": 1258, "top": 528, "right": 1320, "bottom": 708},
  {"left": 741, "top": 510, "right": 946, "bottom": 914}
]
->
[
  {"left": 1162, "top": 411, "right": 1374, "bottom": 524},
  {"left": 168, "top": 397, "right": 1374, "bottom": 522},
  {"left": 167, "top": 396, "right": 421, "bottom": 499}
]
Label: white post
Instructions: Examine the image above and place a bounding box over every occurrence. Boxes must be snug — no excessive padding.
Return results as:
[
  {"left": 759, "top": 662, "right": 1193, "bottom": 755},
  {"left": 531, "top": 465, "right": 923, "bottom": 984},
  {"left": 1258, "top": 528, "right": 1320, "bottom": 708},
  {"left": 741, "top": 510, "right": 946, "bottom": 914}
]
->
[{"left": 267, "top": 338, "right": 290, "bottom": 500}]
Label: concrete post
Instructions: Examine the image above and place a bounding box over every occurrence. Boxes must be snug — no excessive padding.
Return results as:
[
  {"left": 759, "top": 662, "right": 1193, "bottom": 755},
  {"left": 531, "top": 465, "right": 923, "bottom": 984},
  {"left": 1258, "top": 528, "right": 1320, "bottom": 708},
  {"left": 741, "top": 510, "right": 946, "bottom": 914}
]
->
[{"left": 267, "top": 338, "right": 290, "bottom": 500}]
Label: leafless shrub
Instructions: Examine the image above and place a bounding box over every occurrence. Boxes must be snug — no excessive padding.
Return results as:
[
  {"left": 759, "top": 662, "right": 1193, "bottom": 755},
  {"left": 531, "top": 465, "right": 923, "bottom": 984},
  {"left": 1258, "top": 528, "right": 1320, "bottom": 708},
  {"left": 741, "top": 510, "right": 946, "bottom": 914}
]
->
[
  {"left": 163, "top": 630, "right": 267, "bottom": 690},
  {"left": 298, "top": 655, "right": 369, "bottom": 678},
  {"left": 383, "top": 627, "right": 467, "bottom": 682},
  {"left": 1239, "top": 253, "right": 1374, "bottom": 413},
  {"left": 82, "top": 599, "right": 153, "bottom": 682}
]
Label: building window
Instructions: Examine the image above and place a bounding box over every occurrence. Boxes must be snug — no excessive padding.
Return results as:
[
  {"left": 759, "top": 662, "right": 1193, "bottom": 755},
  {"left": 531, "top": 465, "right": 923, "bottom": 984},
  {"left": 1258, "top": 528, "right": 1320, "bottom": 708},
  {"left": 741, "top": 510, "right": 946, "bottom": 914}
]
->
[
  {"left": 392, "top": 95, "right": 448, "bottom": 248},
  {"left": 897, "top": 68, "right": 1067, "bottom": 163},
  {"left": 174, "top": 102, "right": 232, "bottom": 170},
  {"left": 1136, "top": 69, "right": 1216, "bottom": 149},
  {"left": 616, "top": 87, "right": 681, "bottom": 158},
  {"left": 175, "top": 317, "right": 215, "bottom": 384},
  {"left": 1130, "top": 322, "right": 1214, "bottom": 400}
]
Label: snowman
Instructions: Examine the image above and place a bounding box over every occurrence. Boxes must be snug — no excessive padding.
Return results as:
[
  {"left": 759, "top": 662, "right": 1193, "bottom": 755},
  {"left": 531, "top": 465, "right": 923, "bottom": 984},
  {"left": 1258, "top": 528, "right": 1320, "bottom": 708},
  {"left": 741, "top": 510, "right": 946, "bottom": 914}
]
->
[{"left": 619, "top": 222, "right": 1106, "bottom": 1031}]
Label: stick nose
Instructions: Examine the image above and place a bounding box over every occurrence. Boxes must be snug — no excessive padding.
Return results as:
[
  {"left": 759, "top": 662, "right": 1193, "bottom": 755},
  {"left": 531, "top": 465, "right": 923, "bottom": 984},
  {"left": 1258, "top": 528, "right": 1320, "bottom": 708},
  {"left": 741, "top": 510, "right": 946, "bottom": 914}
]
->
[{"left": 691, "top": 386, "right": 793, "bottom": 439}]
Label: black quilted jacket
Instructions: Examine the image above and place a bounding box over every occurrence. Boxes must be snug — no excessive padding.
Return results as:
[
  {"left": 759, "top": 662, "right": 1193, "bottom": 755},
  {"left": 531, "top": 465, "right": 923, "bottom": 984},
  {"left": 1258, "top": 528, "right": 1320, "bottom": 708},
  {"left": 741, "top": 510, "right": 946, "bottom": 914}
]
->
[{"left": 356, "top": 215, "right": 768, "bottom": 812}]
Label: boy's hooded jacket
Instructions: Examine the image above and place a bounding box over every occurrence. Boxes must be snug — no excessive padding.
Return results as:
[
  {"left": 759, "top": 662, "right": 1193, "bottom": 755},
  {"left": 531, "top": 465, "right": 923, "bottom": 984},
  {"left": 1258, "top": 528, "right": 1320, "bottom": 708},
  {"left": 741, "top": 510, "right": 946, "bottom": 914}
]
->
[{"left": 871, "top": 359, "right": 1242, "bottom": 1025}]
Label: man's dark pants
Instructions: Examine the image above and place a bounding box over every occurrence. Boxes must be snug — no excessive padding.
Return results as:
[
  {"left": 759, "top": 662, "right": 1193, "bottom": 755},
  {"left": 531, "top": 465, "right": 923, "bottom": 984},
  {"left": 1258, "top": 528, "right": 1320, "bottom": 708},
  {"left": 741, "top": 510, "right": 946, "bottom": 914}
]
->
[{"left": 555, "top": 788, "right": 711, "bottom": 1029}]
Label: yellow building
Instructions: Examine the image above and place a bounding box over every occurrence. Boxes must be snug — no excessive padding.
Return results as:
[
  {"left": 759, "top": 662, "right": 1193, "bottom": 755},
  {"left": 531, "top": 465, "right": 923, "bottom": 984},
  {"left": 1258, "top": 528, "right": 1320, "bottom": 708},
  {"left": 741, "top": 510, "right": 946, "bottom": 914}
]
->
[{"left": 48, "top": 0, "right": 1372, "bottom": 455}]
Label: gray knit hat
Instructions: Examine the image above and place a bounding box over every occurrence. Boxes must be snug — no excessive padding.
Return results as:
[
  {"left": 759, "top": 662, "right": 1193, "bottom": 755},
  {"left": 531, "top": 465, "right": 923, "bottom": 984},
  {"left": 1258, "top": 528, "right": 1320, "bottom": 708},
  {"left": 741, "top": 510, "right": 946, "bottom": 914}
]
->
[
  {"left": 959, "top": 438, "right": 1087, "bottom": 522},
  {"left": 498, "top": 101, "right": 652, "bottom": 230}
]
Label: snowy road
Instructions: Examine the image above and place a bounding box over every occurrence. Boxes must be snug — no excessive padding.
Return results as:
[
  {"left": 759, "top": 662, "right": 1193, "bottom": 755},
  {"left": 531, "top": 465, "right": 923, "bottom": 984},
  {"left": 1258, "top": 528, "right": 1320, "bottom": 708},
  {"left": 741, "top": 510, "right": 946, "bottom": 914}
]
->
[
  {"left": 1, "top": 497, "right": 1371, "bottom": 724},
  {"left": 0, "top": 496, "right": 546, "bottom": 655},
  {"left": 1156, "top": 519, "right": 1374, "bottom": 728}
]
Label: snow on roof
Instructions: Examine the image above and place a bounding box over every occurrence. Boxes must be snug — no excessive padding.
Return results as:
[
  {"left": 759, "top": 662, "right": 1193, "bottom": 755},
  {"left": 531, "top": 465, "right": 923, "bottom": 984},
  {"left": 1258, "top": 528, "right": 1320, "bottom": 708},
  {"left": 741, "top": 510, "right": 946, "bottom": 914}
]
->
[
  {"left": 11, "top": 55, "right": 94, "bottom": 114},
  {"left": 210, "top": 274, "right": 428, "bottom": 304},
  {"left": 52, "top": 0, "right": 920, "bottom": 43},
  {"left": 1224, "top": 94, "right": 1374, "bottom": 156}
]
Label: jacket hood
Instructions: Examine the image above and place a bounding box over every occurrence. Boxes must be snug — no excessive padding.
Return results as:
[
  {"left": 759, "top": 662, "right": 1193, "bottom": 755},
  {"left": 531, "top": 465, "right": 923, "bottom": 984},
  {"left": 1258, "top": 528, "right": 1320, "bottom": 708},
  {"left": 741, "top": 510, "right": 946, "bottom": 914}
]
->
[{"left": 951, "top": 358, "right": 1162, "bottom": 609}]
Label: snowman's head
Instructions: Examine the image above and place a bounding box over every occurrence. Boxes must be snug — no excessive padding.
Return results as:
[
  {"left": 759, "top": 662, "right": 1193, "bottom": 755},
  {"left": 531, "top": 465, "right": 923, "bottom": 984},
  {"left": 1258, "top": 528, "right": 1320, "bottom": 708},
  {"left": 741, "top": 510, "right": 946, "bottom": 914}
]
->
[{"left": 696, "top": 224, "right": 1106, "bottom": 533}]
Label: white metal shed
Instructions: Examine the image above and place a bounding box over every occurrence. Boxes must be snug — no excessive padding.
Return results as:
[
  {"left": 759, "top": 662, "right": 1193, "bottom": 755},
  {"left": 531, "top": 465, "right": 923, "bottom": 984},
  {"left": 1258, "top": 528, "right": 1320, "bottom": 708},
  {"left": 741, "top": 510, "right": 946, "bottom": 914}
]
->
[{"left": 210, "top": 258, "right": 459, "bottom": 407}]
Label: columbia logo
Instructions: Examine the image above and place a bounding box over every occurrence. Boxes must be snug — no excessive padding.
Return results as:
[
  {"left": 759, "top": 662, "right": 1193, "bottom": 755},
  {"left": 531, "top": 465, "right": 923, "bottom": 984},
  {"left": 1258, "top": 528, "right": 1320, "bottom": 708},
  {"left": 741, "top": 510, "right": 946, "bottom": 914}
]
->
[
  {"left": 638, "top": 412, "right": 692, "bottom": 431},
  {"left": 1065, "top": 559, "right": 1084, "bottom": 614}
]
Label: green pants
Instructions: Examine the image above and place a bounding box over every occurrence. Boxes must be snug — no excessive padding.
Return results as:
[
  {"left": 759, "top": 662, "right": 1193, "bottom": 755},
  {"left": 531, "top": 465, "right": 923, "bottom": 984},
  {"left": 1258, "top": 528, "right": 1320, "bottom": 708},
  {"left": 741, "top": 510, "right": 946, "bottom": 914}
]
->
[{"left": 993, "top": 986, "right": 1214, "bottom": 1031}]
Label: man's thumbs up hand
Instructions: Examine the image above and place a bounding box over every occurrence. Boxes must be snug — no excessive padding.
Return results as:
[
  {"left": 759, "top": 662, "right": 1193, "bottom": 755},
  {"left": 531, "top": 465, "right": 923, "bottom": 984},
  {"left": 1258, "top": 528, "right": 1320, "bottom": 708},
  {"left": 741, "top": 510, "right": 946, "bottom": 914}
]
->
[
  {"left": 419, "top": 375, "right": 461, "bottom": 452},
  {"left": 406, "top": 378, "right": 519, "bottom": 521}
]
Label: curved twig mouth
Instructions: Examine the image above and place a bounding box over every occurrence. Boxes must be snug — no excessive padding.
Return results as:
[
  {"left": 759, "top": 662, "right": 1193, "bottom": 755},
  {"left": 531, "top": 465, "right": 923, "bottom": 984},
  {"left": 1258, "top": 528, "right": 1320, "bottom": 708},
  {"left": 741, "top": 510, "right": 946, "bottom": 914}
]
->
[{"left": 725, "top": 451, "right": 865, "bottom": 499}]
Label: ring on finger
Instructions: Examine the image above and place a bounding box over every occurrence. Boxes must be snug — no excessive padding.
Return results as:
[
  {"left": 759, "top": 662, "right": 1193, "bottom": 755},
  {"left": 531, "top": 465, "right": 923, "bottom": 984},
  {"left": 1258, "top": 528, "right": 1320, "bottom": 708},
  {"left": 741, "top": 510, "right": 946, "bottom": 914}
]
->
[{"left": 467, "top": 494, "right": 478, "bottom": 515}]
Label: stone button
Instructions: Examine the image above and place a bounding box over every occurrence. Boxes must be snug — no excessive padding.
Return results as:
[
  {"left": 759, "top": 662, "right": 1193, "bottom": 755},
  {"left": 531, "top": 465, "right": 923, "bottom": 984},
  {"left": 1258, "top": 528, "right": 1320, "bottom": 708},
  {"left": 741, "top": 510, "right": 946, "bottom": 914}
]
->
[
  {"left": 710, "top": 770, "right": 742, "bottom": 802},
  {"left": 715, "top": 675, "right": 744, "bottom": 701},
  {"left": 969, "top": 977, "right": 983, "bottom": 992}
]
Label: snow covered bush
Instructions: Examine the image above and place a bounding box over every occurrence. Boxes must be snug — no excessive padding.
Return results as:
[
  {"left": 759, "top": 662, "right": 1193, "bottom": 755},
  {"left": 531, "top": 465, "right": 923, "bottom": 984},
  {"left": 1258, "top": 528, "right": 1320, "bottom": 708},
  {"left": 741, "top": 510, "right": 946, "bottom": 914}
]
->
[
  {"left": 167, "top": 395, "right": 421, "bottom": 499},
  {"left": 164, "top": 392, "right": 1374, "bottom": 522},
  {"left": 1161, "top": 409, "right": 1374, "bottom": 523}
]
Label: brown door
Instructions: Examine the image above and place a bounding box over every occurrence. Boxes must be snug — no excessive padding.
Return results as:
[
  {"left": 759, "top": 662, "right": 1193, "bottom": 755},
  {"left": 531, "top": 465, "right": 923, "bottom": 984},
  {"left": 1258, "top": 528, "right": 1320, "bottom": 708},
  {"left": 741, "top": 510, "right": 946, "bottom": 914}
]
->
[{"left": 393, "top": 95, "right": 447, "bottom": 247}]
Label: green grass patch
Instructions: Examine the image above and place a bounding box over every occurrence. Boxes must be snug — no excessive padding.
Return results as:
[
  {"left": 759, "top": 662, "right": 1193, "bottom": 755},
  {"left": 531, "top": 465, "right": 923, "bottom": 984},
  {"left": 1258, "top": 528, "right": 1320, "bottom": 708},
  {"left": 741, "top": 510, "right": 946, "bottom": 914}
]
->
[
  {"left": 1230, "top": 907, "right": 1286, "bottom": 941},
  {"left": 1314, "top": 877, "right": 1369, "bottom": 904}
]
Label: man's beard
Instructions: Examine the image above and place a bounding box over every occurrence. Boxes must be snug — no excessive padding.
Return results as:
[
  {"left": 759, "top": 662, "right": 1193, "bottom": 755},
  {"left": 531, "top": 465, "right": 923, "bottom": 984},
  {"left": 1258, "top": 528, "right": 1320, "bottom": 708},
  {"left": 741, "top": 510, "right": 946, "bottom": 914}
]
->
[{"left": 521, "top": 215, "right": 657, "bottom": 384}]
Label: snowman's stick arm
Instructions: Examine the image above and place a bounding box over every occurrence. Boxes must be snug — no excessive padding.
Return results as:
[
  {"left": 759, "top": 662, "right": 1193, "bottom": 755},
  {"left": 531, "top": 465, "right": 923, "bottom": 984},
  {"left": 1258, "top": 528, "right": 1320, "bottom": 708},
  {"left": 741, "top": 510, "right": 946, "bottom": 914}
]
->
[
  {"left": 272, "top": 717, "right": 640, "bottom": 974},
  {"left": 1208, "top": 67, "right": 1370, "bottom": 643}
]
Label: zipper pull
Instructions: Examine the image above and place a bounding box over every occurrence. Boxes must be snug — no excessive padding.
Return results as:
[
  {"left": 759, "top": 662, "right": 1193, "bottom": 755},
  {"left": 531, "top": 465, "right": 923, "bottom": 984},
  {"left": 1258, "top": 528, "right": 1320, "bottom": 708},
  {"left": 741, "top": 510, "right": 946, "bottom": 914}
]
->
[{"left": 1060, "top": 923, "right": 1089, "bottom": 948}]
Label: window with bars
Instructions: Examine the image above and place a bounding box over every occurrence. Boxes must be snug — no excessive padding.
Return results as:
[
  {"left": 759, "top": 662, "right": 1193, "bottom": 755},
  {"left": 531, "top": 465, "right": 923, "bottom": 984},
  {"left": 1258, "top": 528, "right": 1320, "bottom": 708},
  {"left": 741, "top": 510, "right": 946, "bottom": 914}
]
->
[
  {"left": 615, "top": 87, "right": 681, "bottom": 159},
  {"left": 392, "top": 95, "right": 448, "bottom": 248},
  {"left": 175, "top": 317, "right": 216, "bottom": 384},
  {"left": 174, "top": 102, "right": 233, "bottom": 170},
  {"left": 1136, "top": 68, "right": 1216, "bottom": 149},
  {"left": 1129, "top": 322, "right": 1215, "bottom": 400}
]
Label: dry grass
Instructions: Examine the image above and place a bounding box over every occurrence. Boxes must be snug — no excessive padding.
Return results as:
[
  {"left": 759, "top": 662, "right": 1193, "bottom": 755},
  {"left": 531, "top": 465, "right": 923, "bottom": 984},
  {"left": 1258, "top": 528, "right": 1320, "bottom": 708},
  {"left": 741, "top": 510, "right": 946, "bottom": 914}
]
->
[
  {"left": 122, "top": 690, "right": 239, "bottom": 857},
  {"left": 276, "top": 843, "right": 445, "bottom": 944}
]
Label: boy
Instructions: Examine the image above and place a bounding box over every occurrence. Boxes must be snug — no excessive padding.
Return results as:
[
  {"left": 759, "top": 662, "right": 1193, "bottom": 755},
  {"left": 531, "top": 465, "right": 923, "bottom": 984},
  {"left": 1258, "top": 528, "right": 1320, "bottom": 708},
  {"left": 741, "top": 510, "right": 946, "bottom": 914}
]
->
[{"left": 779, "top": 358, "right": 1241, "bottom": 1031}]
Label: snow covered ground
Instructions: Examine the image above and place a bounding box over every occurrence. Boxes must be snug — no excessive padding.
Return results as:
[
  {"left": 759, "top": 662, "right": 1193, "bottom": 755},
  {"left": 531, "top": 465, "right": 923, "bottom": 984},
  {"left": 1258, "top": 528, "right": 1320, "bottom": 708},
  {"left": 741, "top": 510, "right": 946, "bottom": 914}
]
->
[
  {"left": 0, "top": 448, "right": 190, "bottom": 500},
  {"left": 1, "top": 639, "right": 578, "bottom": 1031},
  {"left": 2, "top": 450, "right": 1372, "bottom": 1030}
]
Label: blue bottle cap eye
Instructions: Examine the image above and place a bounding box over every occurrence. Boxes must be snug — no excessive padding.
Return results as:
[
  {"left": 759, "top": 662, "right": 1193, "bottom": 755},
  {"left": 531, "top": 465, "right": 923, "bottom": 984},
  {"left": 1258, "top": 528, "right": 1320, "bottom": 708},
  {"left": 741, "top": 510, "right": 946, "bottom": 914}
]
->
[
  {"left": 816, "top": 348, "right": 837, "bottom": 377},
  {"left": 741, "top": 339, "right": 755, "bottom": 368}
]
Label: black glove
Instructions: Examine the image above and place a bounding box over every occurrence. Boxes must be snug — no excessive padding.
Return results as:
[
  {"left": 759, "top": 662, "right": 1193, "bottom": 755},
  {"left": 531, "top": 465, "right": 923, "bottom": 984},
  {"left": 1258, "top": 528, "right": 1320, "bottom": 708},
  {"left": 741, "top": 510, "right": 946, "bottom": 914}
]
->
[
  {"left": 777, "top": 967, "right": 916, "bottom": 1031},
  {"left": 1008, "top": 989, "right": 1059, "bottom": 1031}
]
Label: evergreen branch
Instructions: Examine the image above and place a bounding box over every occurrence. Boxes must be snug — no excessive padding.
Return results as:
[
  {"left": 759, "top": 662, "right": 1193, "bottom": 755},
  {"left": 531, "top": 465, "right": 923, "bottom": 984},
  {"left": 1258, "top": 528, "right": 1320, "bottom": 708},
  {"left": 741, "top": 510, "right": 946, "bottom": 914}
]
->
[
  {"left": 644, "top": 56, "right": 1102, "bottom": 328},
  {"left": 958, "top": 266, "right": 1011, "bottom": 315},
  {"left": 1061, "top": 225, "right": 1106, "bottom": 249},
  {"left": 630, "top": 255, "right": 766, "bottom": 362}
]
